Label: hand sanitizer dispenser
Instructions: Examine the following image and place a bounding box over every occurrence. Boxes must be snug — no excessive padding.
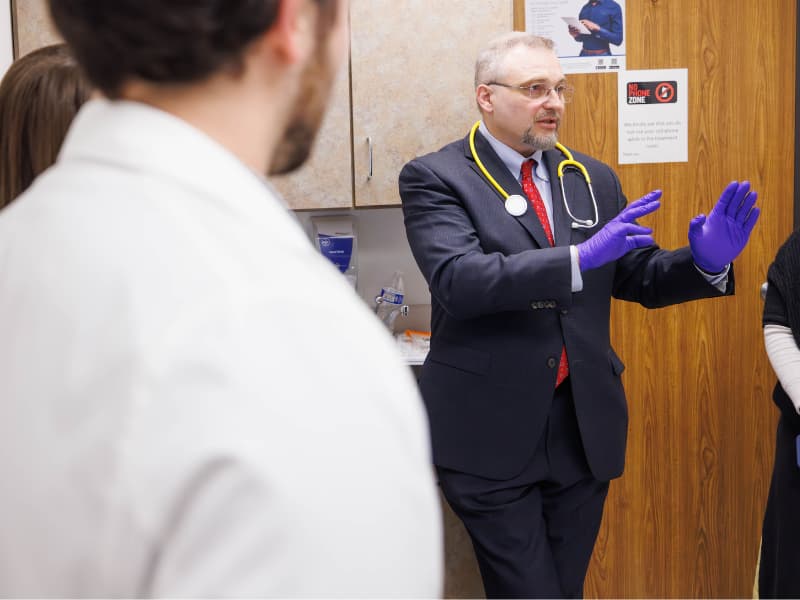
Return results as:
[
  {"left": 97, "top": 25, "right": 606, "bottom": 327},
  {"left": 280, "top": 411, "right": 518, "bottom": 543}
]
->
[{"left": 311, "top": 216, "right": 358, "bottom": 288}]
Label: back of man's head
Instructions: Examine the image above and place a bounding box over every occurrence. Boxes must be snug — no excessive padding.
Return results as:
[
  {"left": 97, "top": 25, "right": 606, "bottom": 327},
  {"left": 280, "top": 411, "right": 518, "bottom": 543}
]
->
[{"left": 47, "top": 0, "right": 337, "bottom": 99}]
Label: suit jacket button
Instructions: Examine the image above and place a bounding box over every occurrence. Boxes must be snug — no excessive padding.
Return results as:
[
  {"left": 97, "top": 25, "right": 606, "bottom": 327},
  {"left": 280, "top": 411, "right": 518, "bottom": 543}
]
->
[
  {"left": 547, "top": 357, "right": 557, "bottom": 368},
  {"left": 560, "top": 308, "right": 568, "bottom": 315}
]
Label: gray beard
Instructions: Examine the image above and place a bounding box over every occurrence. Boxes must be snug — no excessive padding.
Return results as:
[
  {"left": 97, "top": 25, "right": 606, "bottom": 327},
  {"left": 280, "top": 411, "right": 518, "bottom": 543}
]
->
[{"left": 522, "top": 128, "right": 558, "bottom": 151}]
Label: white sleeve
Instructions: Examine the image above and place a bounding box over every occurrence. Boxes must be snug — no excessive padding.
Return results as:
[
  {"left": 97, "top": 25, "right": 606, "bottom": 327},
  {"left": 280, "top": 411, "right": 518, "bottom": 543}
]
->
[
  {"left": 764, "top": 323, "right": 800, "bottom": 414},
  {"left": 569, "top": 245, "right": 583, "bottom": 292}
]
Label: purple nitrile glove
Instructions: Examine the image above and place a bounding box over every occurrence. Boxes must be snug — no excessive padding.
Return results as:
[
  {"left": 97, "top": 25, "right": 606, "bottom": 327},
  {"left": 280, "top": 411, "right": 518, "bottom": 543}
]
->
[
  {"left": 688, "top": 181, "right": 760, "bottom": 274},
  {"left": 577, "top": 190, "right": 662, "bottom": 272}
]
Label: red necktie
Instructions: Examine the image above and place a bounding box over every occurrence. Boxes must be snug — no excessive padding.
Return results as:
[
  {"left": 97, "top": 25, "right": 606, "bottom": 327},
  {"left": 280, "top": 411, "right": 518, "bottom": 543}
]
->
[{"left": 521, "top": 159, "right": 569, "bottom": 387}]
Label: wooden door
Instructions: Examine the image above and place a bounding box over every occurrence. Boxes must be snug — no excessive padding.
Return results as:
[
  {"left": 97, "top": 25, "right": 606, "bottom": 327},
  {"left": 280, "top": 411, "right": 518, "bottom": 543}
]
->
[
  {"left": 512, "top": 1, "right": 795, "bottom": 597},
  {"left": 349, "top": 0, "right": 512, "bottom": 206}
]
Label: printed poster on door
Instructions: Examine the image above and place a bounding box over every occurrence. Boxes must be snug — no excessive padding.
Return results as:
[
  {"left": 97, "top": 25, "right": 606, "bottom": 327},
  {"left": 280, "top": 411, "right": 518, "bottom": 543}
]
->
[{"left": 524, "top": 0, "right": 626, "bottom": 75}]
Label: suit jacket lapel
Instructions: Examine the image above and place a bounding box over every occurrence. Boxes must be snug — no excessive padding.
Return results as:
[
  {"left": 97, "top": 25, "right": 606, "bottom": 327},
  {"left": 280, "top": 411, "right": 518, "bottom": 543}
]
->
[
  {"left": 544, "top": 147, "right": 600, "bottom": 246},
  {"left": 464, "top": 131, "right": 552, "bottom": 249},
  {"left": 543, "top": 148, "right": 573, "bottom": 247}
]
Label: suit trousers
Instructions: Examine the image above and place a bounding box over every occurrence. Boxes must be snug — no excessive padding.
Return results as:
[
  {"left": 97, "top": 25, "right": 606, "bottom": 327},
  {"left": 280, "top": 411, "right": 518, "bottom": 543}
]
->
[{"left": 437, "top": 379, "right": 609, "bottom": 599}]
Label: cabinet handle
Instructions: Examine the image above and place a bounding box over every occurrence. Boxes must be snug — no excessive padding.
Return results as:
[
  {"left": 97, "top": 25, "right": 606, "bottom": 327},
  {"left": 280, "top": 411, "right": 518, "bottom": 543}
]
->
[{"left": 366, "top": 136, "right": 373, "bottom": 180}]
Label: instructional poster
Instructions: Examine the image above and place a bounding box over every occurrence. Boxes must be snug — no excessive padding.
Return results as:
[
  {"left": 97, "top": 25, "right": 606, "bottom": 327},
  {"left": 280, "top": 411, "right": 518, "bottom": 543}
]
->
[
  {"left": 618, "top": 68, "right": 688, "bottom": 165},
  {"left": 524, "top": 0, "right": 626, "bottom": 75},
  {"left": 0, "top": 0, "right": 12, "bottom": 77}
]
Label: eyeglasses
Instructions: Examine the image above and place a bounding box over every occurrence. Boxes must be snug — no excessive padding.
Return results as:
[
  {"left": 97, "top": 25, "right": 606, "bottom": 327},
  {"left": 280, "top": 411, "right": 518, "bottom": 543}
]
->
[{"left": 487, "top": 82, "right": 575, "bottom": 103}]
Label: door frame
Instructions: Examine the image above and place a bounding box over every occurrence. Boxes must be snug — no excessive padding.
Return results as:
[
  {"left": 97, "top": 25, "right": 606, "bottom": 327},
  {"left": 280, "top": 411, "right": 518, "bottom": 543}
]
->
[{"left": 796, "top": 0, "right": 800, "bottom": 228}]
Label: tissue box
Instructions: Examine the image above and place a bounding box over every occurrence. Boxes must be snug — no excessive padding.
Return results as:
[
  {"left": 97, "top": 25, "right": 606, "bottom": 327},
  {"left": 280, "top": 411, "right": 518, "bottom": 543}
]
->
[{"left": 311, "top": 216, "right": 357, "bottom": 288}]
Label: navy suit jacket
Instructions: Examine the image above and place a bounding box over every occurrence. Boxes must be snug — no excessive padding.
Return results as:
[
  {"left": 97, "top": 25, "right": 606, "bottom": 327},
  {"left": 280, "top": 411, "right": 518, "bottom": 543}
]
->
[{"left": 399, "top": 130, "right": 734, "bottom": 481}]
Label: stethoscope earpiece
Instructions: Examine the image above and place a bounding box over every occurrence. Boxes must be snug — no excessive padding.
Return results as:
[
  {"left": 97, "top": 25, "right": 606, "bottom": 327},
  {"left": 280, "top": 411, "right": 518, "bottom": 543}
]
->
[{"left": 504, "top": 194, "right": 528, "bottom": 217}]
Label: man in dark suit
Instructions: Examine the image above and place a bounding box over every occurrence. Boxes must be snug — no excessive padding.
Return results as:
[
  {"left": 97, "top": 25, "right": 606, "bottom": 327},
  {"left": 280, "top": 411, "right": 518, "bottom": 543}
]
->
[{"left": 399, "top": 32, "right": 760, "bottom": 598}]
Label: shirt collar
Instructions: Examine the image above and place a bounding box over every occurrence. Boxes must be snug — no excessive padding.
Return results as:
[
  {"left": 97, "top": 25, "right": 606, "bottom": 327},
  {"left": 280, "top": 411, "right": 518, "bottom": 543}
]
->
[{"left": 478, "top": 121, "right": 549, "bottom": 182}]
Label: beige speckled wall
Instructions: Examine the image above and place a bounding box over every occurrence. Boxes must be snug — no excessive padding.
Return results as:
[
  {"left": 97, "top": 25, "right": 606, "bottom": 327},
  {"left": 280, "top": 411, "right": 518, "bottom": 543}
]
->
[{"left": 12, "top": 0, "right": 60, "bottom": 57}]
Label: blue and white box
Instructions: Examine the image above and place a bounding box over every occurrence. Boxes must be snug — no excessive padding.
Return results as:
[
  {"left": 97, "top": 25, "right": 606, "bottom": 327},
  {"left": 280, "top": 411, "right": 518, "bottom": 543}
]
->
[{"left": 312, "top": 216, "right": 358, "bottom": 288}]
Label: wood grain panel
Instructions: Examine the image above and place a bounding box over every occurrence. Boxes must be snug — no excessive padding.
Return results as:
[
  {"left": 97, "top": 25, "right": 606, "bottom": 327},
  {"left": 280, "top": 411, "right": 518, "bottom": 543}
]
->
[{"left": 513, "top": 1, "right": 794, "bottom": 597}]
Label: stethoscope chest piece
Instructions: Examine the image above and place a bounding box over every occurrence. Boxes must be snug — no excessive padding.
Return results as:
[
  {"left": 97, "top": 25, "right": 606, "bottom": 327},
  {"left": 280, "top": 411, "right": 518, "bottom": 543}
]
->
[
  {"left": 469, "top": 120, "right": 599, "bottom": 229},
  {"left": 505, "top": 194, "right": 528, "bottom": 217}
]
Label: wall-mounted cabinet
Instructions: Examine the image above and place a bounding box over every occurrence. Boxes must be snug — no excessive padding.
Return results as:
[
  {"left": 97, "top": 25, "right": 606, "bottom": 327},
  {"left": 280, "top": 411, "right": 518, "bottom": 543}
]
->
[
  {"left": 270, "top": 67, "right": 354, "bottom": 210},
  {"left": 12, "top": 0, "right": 513, "bottom": 210},
  {"left": 275, "top": 0, "right": 513, "bottom": 209},
  {"left": 1, "top": 0, "right": 13, "bottom": 75},
  {"left": 12, "top": 0, "right": 61, "bottom": 57}
]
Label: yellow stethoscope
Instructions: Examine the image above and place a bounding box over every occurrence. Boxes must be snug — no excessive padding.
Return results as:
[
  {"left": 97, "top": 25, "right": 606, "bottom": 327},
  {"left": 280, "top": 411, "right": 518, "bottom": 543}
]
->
[{"left": 468, "top": 120, "right": 599, "bottom": 229}]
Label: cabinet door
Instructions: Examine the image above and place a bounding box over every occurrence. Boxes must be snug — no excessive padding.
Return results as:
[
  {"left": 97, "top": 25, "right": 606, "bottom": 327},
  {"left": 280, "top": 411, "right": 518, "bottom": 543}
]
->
[
  {"left": 12, "top": 0, "right": 61, "bottom": 57},
  {"left": 270, "top": 64, "right": 353, "bottom": 210},
  {"left": 350, "top": 0, "right": 512, "bottom": 207},
  {"left": 1, "top": 0, "right": 12, "bottom": 75}
]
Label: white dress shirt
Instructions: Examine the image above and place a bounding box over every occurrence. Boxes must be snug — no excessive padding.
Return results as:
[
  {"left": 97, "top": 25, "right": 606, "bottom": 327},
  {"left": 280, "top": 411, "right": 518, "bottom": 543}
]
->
[
  {"left": 0, "top": 100, "right": 442, "bottom": 597},
  {"left": 479, "top": 121, "right": 583, "bottom": 291}
]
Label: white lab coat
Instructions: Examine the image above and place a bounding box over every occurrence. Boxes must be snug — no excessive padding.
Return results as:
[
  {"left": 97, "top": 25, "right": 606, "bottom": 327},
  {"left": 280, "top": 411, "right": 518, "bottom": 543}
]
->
[{"left": 0, "top": 100, "right": 442, "bottom": 597}]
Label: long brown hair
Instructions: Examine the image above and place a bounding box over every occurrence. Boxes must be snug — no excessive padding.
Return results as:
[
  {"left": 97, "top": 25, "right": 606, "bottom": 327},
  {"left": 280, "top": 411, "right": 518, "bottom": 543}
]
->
[{"left": 0, "top": 43, "right": 91, "bottom": 209}]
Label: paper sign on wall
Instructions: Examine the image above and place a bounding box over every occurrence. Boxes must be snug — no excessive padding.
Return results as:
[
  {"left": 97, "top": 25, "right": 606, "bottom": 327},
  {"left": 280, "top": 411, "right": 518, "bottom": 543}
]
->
[{"left": 618, "top": 68, "right": 688, "bottom": 165}]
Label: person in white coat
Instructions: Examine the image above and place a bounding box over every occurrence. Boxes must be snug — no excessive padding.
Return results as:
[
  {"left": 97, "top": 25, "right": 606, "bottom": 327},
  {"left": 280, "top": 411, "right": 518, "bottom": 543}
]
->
[{"left": 0, "top": 0, "right": 442, "bottom": 597}]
